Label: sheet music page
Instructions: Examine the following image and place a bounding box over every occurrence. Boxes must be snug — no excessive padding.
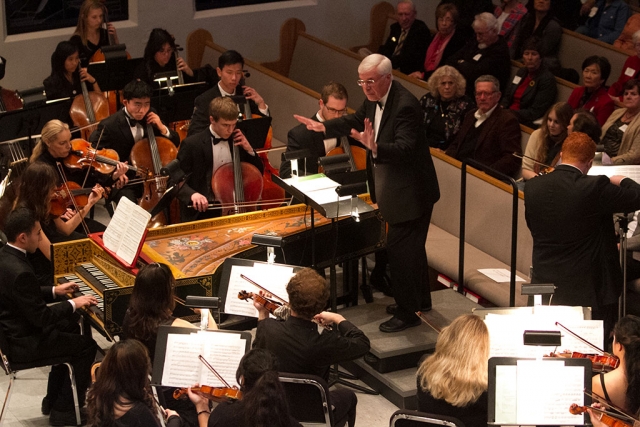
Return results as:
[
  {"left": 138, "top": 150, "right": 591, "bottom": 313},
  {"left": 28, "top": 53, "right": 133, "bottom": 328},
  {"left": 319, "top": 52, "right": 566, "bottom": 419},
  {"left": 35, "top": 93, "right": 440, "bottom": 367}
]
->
[
  {"left": 557, "top": 320, "right": 604, "bottom": 354},
  {"left": 494, "top": 365, "right": 518, "bottom": 424},
  {"left": 589, "top": 165, "right": 640, "bottom": 182},
  {"left": 160, "top": 333, "right": 204, "bottom": 387},
  {"left": 249, "top": 263, "right": 295, "bottom": 302},
  {"left": 199, "top": 332, "right": 245, "bottom": 388},
  {"left": 224, "top": 265, "right": 260, "bottom": 317},
  {"left": 289, "top": 174, "right": 336, "bottom": 192},
  {"left": 516, "top": 360, "right": 584, "bottom": 425},
  {"left": 102, "top": 197, "right": 151, "bottom": 265},
  {"left": 485, "top": 316, "right": 542, "bottom": 358},
  {"left": 532, "top": 305, "right": 585, "bottom": 322}
]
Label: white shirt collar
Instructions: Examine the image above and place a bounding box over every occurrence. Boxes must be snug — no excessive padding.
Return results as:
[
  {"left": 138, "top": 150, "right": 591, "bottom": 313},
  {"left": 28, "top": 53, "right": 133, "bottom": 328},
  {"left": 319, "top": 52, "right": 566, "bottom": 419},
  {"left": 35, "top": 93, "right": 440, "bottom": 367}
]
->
[
  {"left": 6, "top": 243, "right": 26, "bottom": 255},
  {"left": 377, "top": 81, "right": 392, "bottom": 109},
  {"left": 218, "top": 82, "right": 235, "bottom": 97}
]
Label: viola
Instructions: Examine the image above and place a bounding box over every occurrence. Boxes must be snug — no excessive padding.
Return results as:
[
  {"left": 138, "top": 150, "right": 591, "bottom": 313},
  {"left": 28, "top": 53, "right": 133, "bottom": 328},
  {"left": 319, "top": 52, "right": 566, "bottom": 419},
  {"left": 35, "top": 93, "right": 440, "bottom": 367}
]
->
[
  {"left": 49, "top": 181, "right": 105, "bottom": 217},
  {"left": 64, "top": 138, "right": 145, "bottom": 177},
  {"left": 173, "top": 385, "right": 242, "bottom": 403},
  {"left": 548, "top": 351, "right": 619, "bottom": 372},
  {"left": 238, "top": 290, "right": 282, "bottom": 314},
  {"left": 569, "top": 404, "right": 633, "bottom": 427}
]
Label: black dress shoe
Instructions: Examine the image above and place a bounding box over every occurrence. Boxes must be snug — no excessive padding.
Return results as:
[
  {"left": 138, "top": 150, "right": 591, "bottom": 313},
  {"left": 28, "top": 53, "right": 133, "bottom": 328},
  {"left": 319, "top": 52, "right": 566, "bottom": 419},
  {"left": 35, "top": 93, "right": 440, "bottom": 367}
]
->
[
  {"left": 41, "top": 396, "right": 51, "bottom": 416},
  {"left": 49, "top": 408, "right": 86, "bottom": 426},
  {"left": 387, "top": 304, "right": 432, "bottom": 315},
  {"left": 379, "top": 316, "right": 421, "bottom": 333}
]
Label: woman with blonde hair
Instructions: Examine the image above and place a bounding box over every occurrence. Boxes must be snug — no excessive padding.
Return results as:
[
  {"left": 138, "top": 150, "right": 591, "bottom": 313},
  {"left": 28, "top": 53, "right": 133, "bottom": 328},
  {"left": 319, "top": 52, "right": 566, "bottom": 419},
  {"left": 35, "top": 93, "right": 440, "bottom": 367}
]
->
[
  {"left": 70, "top": 0, "right": 120, "bottom": 66},
  {"left": 416, "top": 314, "right": 489, "bottom": 427}
]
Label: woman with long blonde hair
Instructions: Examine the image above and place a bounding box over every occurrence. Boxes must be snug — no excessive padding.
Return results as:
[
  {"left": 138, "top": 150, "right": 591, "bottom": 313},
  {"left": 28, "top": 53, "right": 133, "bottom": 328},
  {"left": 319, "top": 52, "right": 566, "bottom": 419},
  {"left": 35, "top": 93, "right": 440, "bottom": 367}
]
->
[
  {"left": 416, "top": 314, "right": 489, "bottom": 427},
  {"left": 70, "top": 0, "right": 120, "bottom": 66}
]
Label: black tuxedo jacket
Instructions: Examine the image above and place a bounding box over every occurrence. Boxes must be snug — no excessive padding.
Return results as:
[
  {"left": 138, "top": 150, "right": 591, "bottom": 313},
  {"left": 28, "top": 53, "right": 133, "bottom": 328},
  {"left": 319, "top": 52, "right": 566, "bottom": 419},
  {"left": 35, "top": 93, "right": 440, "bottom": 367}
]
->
[
  {"left": 88, "top": 108, "right": 180, "bottom": 165},
  {"left": 187, "top": 84, "right": 266, "bottom": 137},
  {"left": 525, "top": 165, "right": 640, "bottom": 308},
  {"left": 280, "top": 115, "right": 363, "bottom": 179},
  {"left": 176, "top": 128, "right": 264, "bottom": 222},
  {"left": 379, "top": 20, "right": 432, "bottom": 75},
  {"left": 0, "top": 245, "right": 72, "bottom": 358},
  {"left": 324, "top": 81, "right": 440, "bottom": 225}
]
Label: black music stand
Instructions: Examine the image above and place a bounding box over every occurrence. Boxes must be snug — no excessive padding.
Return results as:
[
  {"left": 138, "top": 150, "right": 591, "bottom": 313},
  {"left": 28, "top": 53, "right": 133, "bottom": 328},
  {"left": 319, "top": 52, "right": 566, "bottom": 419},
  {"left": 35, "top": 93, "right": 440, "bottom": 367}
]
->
[
  {"left": 87, "top": 57, "right": 143, "bottom": 110},
  {"left": 235, "top": 116, "right": 272, "bottom": 150},
  {"left": 151, "top": 81, "right": 210, "bottom": 124}
]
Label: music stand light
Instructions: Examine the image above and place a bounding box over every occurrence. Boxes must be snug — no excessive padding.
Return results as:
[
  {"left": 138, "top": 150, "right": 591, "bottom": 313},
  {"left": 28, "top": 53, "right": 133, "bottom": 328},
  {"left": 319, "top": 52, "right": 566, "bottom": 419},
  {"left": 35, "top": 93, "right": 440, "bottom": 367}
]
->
[{"left": 185, "top": 296, "right": 220, "bottom": 330}]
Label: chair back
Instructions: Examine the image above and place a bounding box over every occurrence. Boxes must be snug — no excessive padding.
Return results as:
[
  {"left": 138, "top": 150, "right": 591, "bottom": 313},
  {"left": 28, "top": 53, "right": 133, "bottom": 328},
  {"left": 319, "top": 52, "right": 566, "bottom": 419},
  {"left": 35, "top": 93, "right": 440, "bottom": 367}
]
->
[
  {"left": 390, "top": 410, "right": 466, "bottom": 427},
  {"left": 278, "top": 372, "right": 333, "bottom": 427},
  {"left": 0, "top": 323, "right": 13, "bottom": 375}
]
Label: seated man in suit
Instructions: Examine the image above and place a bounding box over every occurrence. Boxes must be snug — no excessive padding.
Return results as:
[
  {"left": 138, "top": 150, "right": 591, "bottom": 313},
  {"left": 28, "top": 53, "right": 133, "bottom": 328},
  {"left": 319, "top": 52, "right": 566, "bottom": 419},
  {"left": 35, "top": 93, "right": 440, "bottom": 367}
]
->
[
  {"left": 253, "top": 268, "right": 370, "bottom": 427},
  {"left": 446, "top": 75, "right": 522, "bottom": 178},
  {"left": 0, "top": 208, "right": 98, "bottom": 426},
  {"left": 89, "top": 80, "right": 180, "bottom": 210},
  {"left": 187, "top": 50, "right": 269, "bottom": 137},
  {"left": 379, "top": 0, "right": 431, "bottom": 75},
  {"left": 280, "top": 81, "right": 363, "bottom": 179},
  {"left": 177, "top": 96, "right": 264, "bottom": 222}
]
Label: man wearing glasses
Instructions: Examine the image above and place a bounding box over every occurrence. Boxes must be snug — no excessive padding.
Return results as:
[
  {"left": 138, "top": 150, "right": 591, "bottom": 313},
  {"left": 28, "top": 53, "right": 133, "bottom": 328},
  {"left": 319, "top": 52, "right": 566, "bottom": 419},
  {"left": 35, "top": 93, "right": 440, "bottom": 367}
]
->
[
  {"left": 294, "top": 54, "right": 440, "bottom": 333},
  {"left": 445, "top": 75, "right": 522, "bottom": 178},
  {"left": 279, "top": 81, "right": 361, "bottom": 178}
]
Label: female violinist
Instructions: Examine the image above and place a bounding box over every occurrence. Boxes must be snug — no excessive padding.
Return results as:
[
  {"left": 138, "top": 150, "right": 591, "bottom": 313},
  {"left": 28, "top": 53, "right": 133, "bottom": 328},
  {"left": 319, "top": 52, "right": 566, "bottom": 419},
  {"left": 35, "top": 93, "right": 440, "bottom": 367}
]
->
[
  {"left": 122, "top": 263, "right": 217, "bottom": 427},
  {"left": 43, "top": 41, "right": 100, "bottom": 101},
  {"left": 133, "top": 28, "right": 195, "bottom": 87},
  {"left": 86, "top": 339, "right": 183, "bottom": 427},
  {"left": 592, "top": 315, "right": 640, "bottom": 415},
  {"left": 187, "top": 349, "right": 302, "bottom": 427},
  {"left": 70, "top": 0, "right": 120, "bottom": 66}
]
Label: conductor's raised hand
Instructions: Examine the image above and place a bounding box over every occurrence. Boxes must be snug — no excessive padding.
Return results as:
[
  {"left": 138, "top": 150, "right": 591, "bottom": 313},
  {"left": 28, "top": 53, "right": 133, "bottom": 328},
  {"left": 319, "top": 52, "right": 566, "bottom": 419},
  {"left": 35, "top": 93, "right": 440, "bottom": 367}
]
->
[
  {"left": 350, "top": 118, "right": 376, "bottom": 155},
  {"left": 294, "top": 115, "right": 326, "bottom": 133}
]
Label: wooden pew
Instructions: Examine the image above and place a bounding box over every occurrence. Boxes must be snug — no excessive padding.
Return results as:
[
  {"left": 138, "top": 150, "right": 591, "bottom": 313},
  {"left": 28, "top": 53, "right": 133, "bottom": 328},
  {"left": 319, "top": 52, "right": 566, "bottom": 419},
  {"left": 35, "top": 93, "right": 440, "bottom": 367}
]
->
[{"left": 350, "top": 1, "right": 395, "bottom": 55}]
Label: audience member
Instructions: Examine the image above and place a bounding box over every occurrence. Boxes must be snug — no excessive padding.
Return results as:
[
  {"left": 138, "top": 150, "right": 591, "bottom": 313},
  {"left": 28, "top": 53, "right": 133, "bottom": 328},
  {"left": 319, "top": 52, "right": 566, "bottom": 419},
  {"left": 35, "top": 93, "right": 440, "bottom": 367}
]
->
[
  {"left": 419, "top": 65, "right": 473, "bottom": 150},
  {"left": 438, "top": 0, "right": 494, "bottom": 38},
  {"left": 494, "top": 0, "right": 528, "bottom": 48},
  {"left": 609, "top": 30, "right": 640, "bottom": 104},
  {"left": 408, "top": 3, "right": 466, "bottom": 81},
  {"left": 500, "top": 36, "right": 557, "bottom": 128},
  {"left": 601, "top": 79, "right": 640, "bottom": 164},
  {"left": 567, "top": 56, "right": 615, "bottom": 126},
  {"left": 568, "top": 109, "right": 602, "bottom": 142},
  {"left": 576, "top": 0, "right": 630, "bottom": 45},
  {"left": 416, "top": 314, "right": 489, "bottom": 427},
  {"left": 379, "top": 0, "right": 432, "bottom": 75},
  {"left": 446, "top": 13, "right": 511, "bottom": 98},
  {"left": 614, "top": 14, "right": 640, "bottom": 52},
  {"left": 522, "top": 102, "right": 573, "bottom": 180},
  {"left": 446, "top": 75, "right": 522, "bottom": 178}
]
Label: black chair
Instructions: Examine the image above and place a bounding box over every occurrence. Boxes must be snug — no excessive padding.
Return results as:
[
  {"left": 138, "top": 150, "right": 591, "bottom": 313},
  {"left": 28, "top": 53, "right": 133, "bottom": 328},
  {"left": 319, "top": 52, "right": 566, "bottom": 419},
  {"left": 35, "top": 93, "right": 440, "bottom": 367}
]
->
[
  {"left": 389, "top": 410, "right": 466, "bottom": 427},
  {"left": 0, "top": 325, "right": 82, "bottom": 425},
  {"left": 279, "top": 372, "right": 333, "bottom": 426}
]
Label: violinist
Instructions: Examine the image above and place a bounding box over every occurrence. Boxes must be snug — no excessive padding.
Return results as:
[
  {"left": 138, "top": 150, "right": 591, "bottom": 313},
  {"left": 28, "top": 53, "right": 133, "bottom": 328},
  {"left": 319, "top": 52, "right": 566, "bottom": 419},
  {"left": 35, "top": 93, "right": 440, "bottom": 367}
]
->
[
  {"left": 176, "top": 96, "right": 263, "bottom": 222},
  {"left": 187, "top": 50, "right": 269, "bottom": 137},
  {"left": 89, "top": 80, "right": 179, "bottom": 208},
  {"left": 187, "top": 349, "right": 302, "bottom": 427},
  {"left": 122, "top": 263, "right": 217, "bottom": 427},
  {"left": 253, "top": 268, "right": 370, "bottom": 427},
  {"left": 43, "top": 41, "right": 100, "bottom": 101},
  {"left": 133, "top": 28, "right": 196, "bottom": 87},
  {"left": 69, "top": 0, "right": 120, "bottom": 67},
  {"left": 591, "top": 315, "right": 640, "bottom": 415},
  {"left": 86, "top": 339, "right": 182, "bottom": 427}
]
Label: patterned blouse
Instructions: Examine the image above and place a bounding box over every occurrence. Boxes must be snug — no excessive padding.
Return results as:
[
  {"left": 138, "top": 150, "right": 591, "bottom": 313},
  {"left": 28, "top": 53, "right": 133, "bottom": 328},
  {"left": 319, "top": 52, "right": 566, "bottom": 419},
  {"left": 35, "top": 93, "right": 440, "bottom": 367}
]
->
[{"left": 419, "top": 92, "right": 474, "bottom": 150}]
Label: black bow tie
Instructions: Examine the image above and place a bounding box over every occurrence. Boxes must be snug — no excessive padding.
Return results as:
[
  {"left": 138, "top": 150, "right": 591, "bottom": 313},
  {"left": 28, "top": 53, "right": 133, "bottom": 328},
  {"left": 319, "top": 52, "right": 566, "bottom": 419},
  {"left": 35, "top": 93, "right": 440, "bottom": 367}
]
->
[
  {"left": 212, "top": 137, "right": 229, "bottom": 145},
  {"left": 127, "top": 117, "right": 142, "bottom": 127},
  {"left": 376, "top": 101, "right": 384, "bottom": 109}
]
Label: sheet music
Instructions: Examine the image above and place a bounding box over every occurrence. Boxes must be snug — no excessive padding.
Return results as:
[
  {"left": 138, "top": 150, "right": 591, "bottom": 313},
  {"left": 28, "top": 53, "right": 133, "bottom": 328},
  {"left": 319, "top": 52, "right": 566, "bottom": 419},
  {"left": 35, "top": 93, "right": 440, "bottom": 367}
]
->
[
  {"left": 200, "top": 332, "right": 244, "bottom": 388},
  {"left": 289, "top": 174, "right": 350, "bottom": 204},
  {"left": 161, "top": 333, "right": 203, "bottom": 387},
  {"left": 224, "top": 264, "right": 295, "bottom": 317},
  {"left": 102, "top": 197, "right": 151, "bottom": 265},
  {"left": 494, "top": 365, "right": 518, "bottom": 424},
  {"left": 248, "top": 263, "right": 295, "bottom": 302},
  {"left": 589, "top": 165, "right": 640, "bottom": 182},
  {"left": 557, "top": 321, "right": 604, "bottom": 354}
]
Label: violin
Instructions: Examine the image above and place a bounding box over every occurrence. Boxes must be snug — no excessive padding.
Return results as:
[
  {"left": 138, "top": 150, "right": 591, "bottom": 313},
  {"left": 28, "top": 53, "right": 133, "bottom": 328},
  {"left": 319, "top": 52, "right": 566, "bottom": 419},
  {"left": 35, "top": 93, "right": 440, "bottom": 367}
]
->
[
  {"left": 548, "top": 351, "right": 619, "bottom": 372},
  {"left": 64, "top": 138, "right": 145, "bottom": 177},
  {"left": 49, "top": 181, "right": 105, "bottom": 217},
  {"left": 569, "top": 404, "right": 633, "bottom": 427},
  {"left": 173, "top": 385, "right": 242, "bottom": 403},
  {"left": 238, "top": 290, "right": 283, "bottom": 314}
]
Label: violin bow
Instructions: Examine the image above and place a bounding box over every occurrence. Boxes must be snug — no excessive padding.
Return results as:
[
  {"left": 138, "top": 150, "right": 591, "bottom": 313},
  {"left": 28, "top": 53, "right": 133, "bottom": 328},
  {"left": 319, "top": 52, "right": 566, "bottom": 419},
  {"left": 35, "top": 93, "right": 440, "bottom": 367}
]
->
[
  {"left": 240, "top": 274, "right": 288, "bottom": 304},
  {"left": 511, "top": 152, "right": 554, "bottom": 170},
  {"left": 55, "top": 162, "right": 90, "bottom": 236},
  {"left": 81, "top": 127, "right": 105, "bottom": 189},
  {"left": 555, "top": 322, "right": 609, "bottom": 355},
  {"left": 585, "top": 390, "right": 639, "bottom": 423},
  {"left": 415, "top": 311, "right": 441, "bottom": 334},
  {"left": 198, "top": 355, "right": 233, "bottom": 388}
]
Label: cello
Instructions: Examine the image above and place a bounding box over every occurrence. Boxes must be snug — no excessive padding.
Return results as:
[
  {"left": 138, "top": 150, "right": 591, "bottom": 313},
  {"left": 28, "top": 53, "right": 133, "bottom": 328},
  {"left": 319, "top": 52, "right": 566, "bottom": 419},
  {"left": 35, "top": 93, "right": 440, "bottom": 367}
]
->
[
  {"left": 325, "top": 137, "right": 367, "bottom": 171},
  {"left": 129, "top": 121, "right": 178, "bottom": 227},
  {"left": 0, "top": 87, "right": 22, "bottom": 113},
  {"left": 69, "top": 67, "right": 109, "bottom": 141}
]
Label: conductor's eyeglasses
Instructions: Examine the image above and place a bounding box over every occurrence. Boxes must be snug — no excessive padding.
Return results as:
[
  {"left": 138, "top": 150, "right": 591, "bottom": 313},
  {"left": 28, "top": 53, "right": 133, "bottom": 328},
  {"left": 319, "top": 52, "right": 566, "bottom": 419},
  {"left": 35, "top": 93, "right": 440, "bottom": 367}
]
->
[{"left": 357, "top": 78, "right": 379, "bottom": 87}]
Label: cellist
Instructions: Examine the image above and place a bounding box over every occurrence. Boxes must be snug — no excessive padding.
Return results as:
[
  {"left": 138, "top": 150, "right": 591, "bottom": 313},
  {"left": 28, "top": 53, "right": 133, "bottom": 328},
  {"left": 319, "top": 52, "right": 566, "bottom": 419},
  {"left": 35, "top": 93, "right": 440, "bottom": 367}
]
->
[
  {"left": 89, "top": 80, "right": 179, "bottom": 212},
  {"left": 69, "top": 0, "right": 120, "bottom": 67},
  {"left": 43, "top": 41, "right": 101, "bottom": 101},
  {"left": 176, "top": 97, "right": 263, "bottom": 222}
]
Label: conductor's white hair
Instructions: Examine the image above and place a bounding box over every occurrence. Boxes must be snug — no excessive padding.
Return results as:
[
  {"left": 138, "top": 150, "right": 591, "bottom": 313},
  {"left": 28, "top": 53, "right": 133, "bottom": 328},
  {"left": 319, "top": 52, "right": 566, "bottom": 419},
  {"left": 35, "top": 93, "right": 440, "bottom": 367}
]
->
[
  {"left": 358, "top": 54, "right": 392, "bottom": 76},
  {"left": 473, "top": 12, "right": 499, "bottom": 32}
]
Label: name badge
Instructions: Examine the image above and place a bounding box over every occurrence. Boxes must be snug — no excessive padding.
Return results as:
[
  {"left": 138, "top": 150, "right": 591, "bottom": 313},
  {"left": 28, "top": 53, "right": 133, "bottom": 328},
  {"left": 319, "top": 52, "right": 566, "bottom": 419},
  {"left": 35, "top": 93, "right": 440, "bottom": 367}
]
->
[
  {"left": 625, "top": 67, "right": 636, "bottom": 77},
  {"left": 473, "top": 54, "right": 482, "bottom": 62},
  {"left": 589, "top": 7, "right": 598, "bottom": 17},
  {"left": 620, "top": 124, "right": 629, "bottom": 132},
  {"left": 512, "top": 76, "right": 522, "bottom": 85}
]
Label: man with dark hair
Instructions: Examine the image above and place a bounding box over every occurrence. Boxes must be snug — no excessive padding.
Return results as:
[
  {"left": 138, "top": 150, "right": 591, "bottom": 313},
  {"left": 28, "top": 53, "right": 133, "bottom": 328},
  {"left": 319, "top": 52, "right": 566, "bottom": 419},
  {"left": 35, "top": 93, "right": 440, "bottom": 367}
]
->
[
  {"left": 177, "top": 96, "right": 263, "bottom": 222},
  {"left": 280, "top": 81, "right": 362, "bottom": 178},
  {"left": 0, "top": 208, "right": 98, "bottom": 425},
  {"left": 89, "top": 80, "right": 180, "bottom": 208},
  {"left": 253, "top": 267, "right": 369, "bottom": 427},
  {"left": 525, "top": 132, "right": 640, "bottom": 338},
  {"left": 187, "top": 50, "right": 269, "bottom": 137}
]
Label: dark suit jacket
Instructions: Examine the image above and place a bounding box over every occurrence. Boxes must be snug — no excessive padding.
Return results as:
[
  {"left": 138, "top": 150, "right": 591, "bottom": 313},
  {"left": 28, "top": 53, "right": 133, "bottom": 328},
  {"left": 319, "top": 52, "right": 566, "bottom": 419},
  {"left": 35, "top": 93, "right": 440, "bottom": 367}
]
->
[
  {"left": 279, "top": 115, "right": 363, "bottom": 179},
  {"left": 524, "top": 165, "right": 640, "bottom": 308},
  {"left": 446, "top": 36, "right": 512, "bottom": 98},
  {"left": 323, "top": 81, "right": 440, "bottom": 225},
  {"left": 446, "top": 106, "right": 522, "bottom": 178},
  {"left": 0, "top": 245, "right": 72, "bottom": 359},
  {"left": 187, "top": 84, "right": 265, "bottom": 137},
  {"left": 500, "top": 66, "right": 558, "bottom": 127},
  {"left": 88, "top": 108, "right": 180, "bottom": 164},
  {"left": 379, "top": 20, "right": 432, "bottom": 75},
  {"left": 176, "top": 128, "right": 264, "bottom": 222}
]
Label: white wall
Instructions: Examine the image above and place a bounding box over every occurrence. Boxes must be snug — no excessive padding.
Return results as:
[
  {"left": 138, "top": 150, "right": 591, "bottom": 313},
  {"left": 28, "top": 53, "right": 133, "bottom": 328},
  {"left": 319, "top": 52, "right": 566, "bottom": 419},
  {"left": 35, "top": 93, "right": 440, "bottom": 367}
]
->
[{"left": 0, "top": 0, "right": 436, "bottom": 91}]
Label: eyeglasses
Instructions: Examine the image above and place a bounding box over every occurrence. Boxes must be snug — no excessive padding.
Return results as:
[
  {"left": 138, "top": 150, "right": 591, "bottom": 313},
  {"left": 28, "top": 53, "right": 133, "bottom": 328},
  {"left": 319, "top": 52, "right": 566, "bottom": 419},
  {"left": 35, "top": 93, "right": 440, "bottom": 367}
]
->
[
  {"left": 325, "top": 106, "right": 347, "bottom": 114},
  {"left": 357, "top": 78, "right": 380, "bottom": 87},
  {"left": 475, "top": 91, "right": 497, "bottom": 98},
  {"left": 157, "top": 48, "right": 174, "bottom": 55}
]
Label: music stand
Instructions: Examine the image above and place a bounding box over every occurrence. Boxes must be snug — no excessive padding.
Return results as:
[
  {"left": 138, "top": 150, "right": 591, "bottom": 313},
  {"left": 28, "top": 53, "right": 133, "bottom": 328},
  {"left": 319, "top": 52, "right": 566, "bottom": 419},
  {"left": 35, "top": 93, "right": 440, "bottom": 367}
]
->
[
  {"left": 151, "top": 81, "right": 210, "bottom": 124},
  {"left": 235, "top": 116, "right": 272, "bottom": 150},
  {"left": 87, "top": 57, "right": 143, "bottom": 110}
]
